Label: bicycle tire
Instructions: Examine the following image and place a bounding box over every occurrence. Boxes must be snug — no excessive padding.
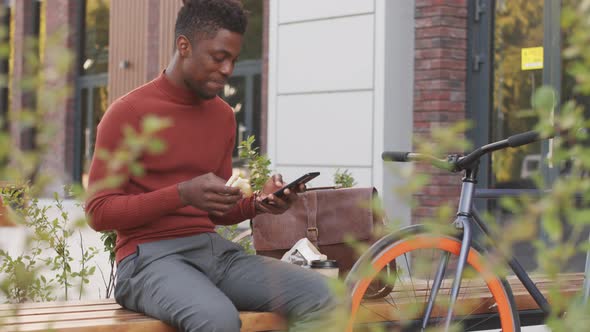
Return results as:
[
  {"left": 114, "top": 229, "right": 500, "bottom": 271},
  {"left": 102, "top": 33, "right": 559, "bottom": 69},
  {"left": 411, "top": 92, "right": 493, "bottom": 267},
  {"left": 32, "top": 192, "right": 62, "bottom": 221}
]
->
[{"left": 345, "top": 225, "right": 521, "bottom": 331}]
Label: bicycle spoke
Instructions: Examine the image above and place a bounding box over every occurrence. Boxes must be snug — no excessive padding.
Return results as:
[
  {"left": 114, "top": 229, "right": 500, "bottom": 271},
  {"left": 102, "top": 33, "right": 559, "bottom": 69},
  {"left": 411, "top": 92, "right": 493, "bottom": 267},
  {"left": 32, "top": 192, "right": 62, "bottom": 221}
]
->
[
  {"left": 358, "top": 303, "right": 395, "bottom": 323},
  {"left": 403, "top": 253, "right": 418, "bottom": 303},
  {"left": 359, "top": 292, "right": 401, "bottom": 322},
  {"left": 461, "top": 312, "right": 497, "bottom": 331},
  {"left": 456, "top": 295, "right": 501, "bottom": 327},
  {"left": 424, "top": 249, "right": 436, "bottom": 306}
]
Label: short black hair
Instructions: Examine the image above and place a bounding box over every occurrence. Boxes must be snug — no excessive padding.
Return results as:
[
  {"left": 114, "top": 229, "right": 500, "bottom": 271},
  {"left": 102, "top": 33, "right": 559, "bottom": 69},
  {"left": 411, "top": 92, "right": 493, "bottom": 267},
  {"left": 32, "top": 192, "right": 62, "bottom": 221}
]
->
[{"left": 175, "top": 0, "right": 248, "bottom": 42}]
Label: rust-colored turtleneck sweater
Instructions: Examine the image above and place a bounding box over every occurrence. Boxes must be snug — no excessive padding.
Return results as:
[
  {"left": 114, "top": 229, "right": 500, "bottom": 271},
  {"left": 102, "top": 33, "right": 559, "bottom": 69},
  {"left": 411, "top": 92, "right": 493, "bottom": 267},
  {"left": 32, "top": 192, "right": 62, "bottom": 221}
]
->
[{"left": 85, "top": 72, "right": 256, "bottom": 264}]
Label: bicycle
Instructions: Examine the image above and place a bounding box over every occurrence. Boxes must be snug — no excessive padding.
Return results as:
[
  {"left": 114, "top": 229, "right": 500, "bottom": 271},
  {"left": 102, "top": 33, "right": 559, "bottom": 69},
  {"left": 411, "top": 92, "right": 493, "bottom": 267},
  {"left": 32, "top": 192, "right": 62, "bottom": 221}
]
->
[{"left": 344, "top": 131, "right": 590, "bottom": 331}]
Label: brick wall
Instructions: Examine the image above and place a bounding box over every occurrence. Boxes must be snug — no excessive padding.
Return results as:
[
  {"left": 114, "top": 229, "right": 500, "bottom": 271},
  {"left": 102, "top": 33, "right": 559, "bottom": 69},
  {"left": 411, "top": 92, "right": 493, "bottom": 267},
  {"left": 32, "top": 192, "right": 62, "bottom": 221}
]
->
[
  {"left": 413, "top": 0, "right": 468, "bottom": 221},
  {"left": 41, "top": 0, "right": 80, "bottom": 190}
]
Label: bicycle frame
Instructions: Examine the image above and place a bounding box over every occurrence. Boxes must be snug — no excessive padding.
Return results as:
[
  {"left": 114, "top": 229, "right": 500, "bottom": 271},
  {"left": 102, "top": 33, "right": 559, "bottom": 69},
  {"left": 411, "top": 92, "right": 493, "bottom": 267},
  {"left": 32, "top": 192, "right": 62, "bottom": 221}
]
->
[
  {"left": 421, "top": 163, "right": 556, "bottom": 329},
  {"left": 383, "top": 131, "right": 590, "bottom": 329},
  {"left": 474, "top": 189, "right": 590, "bottom": 312}
]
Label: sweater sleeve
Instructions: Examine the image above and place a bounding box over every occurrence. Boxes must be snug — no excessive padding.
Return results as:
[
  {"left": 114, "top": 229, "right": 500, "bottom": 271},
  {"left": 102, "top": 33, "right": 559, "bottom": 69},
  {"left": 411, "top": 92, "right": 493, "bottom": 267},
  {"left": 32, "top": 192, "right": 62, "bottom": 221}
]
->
[{"left": 85, "top": 99, "right": 185, "bottom": 232}]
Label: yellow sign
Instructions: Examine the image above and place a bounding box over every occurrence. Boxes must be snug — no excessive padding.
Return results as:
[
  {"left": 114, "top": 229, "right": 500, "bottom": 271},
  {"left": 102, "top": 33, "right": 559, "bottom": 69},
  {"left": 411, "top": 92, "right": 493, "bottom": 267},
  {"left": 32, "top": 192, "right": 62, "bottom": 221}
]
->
[{"left": 521, "top": 47, "right": 543, "bottom": 70}]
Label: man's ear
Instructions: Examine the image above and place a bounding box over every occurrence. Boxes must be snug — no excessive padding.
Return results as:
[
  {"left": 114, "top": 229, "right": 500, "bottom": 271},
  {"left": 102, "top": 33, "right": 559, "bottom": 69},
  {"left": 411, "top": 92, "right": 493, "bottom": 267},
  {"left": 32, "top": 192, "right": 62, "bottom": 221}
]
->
[{"left": 176, "top": 35, "right": 191, "bottom": 57}]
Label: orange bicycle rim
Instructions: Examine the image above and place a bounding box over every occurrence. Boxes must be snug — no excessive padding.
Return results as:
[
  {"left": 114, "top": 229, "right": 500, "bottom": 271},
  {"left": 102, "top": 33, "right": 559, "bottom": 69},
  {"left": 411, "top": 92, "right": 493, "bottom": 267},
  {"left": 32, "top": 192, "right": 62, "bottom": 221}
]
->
[{"left": 347, "top": 235, "right": 516, "bottom": 332}]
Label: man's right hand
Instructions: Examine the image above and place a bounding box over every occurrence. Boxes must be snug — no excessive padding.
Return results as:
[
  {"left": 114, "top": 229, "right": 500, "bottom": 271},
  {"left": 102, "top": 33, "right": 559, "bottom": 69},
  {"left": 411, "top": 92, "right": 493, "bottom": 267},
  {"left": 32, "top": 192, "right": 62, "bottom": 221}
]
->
[{"left": 177, "top": 173, "right": 242, "bottom": 217}]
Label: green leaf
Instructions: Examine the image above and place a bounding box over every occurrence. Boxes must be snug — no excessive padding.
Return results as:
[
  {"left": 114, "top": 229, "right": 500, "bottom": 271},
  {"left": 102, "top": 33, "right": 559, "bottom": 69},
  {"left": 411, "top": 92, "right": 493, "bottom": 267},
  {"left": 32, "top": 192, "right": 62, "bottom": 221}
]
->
[
  {"left": 128, "top": 162, "right": 145, "bottom": 176},
  {"left": 532, "top": 86, "right": 557, "bottom": 114},
  {"left": 146, "top": 138, "right": 167, "bottom": 154},
  {"left": 142, "top": 115, "right": 172, "bottom": 134}
]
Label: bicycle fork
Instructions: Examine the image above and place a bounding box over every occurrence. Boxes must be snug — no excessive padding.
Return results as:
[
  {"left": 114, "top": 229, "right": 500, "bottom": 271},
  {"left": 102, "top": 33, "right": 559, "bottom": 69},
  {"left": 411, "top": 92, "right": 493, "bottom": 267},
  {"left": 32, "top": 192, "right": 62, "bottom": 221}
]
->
[{"left": 421, "top": 171, "right": 477, "bottom": 330}]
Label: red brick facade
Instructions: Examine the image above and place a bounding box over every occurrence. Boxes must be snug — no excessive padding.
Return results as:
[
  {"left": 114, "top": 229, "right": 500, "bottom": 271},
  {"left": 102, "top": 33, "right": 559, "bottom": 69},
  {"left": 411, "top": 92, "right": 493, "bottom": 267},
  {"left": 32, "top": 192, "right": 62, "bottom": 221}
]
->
[
  {"left": 42, "top": 0, "right": 80, "bottom": 187},
  {"left": 413, "top": 0, "right": 468, "bottom": 221},
  {"left": 9, "top": 1, "right": 79, "bottom": 188}
]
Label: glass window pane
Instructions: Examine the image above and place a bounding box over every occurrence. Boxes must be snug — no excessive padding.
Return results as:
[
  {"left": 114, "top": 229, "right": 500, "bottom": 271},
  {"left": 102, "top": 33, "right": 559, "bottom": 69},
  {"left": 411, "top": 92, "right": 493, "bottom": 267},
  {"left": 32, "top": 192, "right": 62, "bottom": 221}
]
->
[
  {"left": 492, "top": 0, "right": 544, "bottom": 190},
  {"left": 81, "top": 0, "right": 110, "bottom": 75},
  {"left": 489, "top": 0, "right": 545, "bottom": 272},
  {"left": 80, "top": 86, "right": 108, "bottom": 189},
  {"left": 0, "top": 5, "right": 9, "bottom": 131},
  {"left": 559, "top": 0, "right": 590, "bottom": 273},
  {"left": 487, "top": 1, "right": 589, "bottom": 273},
  {"left": 239, "top": 0, "right": 262, "bottom": 60},
  {"left": 221, "top": 77, "right": 246, "bottom": 157}
]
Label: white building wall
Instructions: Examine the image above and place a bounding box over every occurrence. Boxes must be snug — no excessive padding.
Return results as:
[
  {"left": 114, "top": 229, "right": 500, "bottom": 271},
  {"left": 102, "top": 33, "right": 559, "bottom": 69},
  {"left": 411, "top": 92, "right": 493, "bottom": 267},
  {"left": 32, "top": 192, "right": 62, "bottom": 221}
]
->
[{"left": 267, "top": 0, "right": 414, "bottom": 225}]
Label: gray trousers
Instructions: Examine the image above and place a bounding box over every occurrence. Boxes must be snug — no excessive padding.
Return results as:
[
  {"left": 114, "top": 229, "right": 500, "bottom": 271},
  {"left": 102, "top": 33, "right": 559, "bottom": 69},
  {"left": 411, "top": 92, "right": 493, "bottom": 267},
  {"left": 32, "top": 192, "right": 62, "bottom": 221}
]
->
[{"left": 114, "top": 232, "right": 336, "bottom": 332}]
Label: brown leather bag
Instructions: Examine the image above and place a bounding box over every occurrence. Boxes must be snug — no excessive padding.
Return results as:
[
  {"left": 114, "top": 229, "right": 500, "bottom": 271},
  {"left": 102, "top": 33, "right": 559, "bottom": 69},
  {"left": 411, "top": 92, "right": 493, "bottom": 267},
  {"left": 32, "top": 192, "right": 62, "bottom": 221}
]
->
[{"left": 252, "top": 187, "right": 383, "bottom": 278}]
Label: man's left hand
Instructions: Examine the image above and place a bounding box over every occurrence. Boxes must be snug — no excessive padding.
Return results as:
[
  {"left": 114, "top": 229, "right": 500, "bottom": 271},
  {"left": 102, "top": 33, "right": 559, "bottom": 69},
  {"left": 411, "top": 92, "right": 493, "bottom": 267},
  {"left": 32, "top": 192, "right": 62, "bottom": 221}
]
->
[{"left": 255, "top": 174, "right": 304, "bottom": 215}]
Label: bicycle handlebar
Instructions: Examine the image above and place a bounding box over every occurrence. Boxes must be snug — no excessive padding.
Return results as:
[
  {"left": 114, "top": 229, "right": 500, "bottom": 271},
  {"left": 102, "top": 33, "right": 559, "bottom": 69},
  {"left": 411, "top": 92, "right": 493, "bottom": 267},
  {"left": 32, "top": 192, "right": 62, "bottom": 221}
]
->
[
  {"left": 381, "top": 152, "right": 455, "bottom": 171},
  {"left": 507, "top": 130, "right": 540, "bottom": 148},
  {"left": 381, "top": 151, "right": 410, "bottom": 162},
  {"left": 382, "top": 130, "right": 549, "bottom": 172}
]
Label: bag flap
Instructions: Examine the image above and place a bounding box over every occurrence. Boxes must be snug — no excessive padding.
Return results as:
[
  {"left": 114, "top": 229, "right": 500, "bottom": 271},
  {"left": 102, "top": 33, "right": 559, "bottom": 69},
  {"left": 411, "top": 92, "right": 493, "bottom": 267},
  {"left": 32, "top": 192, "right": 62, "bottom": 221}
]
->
[
  {"left": 252, "top": 187, "right": 380, "bottom": 250},
  {"left": 315, "top": 187, "right": 376, "bottom": 245}
]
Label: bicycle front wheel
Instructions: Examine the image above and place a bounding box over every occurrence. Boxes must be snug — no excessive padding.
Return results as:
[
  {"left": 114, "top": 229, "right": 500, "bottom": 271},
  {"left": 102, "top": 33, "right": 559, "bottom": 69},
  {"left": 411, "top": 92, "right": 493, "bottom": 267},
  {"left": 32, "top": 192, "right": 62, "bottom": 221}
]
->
[{"left": 346, "top": 226, "right": 520, "bottom": 331}]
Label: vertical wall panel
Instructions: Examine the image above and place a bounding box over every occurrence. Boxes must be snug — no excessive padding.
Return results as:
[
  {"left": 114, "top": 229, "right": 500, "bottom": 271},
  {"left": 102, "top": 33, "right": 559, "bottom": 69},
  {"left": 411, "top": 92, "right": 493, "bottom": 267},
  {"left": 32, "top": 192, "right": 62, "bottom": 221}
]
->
[
  {"left": 108, "top": 0, "right": 148, "bottom": 103},
  {"left": 158, "top": 0, "right": 181, "bottom": 71}
]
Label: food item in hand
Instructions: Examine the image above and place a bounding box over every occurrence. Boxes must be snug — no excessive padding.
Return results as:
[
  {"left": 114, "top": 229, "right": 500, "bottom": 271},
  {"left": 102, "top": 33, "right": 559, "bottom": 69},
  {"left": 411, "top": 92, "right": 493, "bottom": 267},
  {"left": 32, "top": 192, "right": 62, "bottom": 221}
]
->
[{"left": 225, "top": 174, "right": 253, "bottom": 198}]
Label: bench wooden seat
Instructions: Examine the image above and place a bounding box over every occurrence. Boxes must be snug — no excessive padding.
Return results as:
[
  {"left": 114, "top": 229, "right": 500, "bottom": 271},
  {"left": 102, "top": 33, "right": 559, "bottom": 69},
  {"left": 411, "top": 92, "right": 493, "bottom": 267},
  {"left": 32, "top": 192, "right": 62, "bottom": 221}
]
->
[
  {"left": 0, "top": 273, "right": 584, "bottom": 331},
  {"left": 355, "top": 272, "right": 585, "bottom": 323},
  {"left": 0, "top": 300, "right": 286, "bottom": 332}
]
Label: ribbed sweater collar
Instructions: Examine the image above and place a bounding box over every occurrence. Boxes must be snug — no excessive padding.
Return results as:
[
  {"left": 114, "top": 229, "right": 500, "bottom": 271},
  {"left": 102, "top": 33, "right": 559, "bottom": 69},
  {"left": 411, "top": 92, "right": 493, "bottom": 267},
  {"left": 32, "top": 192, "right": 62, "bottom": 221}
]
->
[{"left": 154, "top": 71, "right": 202, "bottom": 105}]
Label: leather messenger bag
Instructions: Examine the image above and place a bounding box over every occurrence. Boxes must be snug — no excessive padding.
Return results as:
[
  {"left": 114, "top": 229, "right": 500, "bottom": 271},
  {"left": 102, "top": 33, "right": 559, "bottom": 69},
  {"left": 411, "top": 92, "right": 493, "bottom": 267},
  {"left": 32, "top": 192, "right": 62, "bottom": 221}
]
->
[{"left": 251, "top": 187, "right": 383, "bottom": 278}]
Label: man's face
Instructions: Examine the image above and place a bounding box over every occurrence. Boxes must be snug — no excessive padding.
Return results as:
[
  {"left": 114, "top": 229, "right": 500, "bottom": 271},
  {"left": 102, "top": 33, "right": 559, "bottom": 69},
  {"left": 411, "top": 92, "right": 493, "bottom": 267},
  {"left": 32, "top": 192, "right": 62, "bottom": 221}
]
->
[{"left": 180, "top": 29, "right": 243, "bottom": 99}]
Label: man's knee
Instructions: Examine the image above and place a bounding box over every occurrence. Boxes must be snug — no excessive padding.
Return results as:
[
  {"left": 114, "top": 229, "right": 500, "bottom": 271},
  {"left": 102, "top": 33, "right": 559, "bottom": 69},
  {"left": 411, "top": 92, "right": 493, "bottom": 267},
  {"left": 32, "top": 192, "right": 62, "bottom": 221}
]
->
[
  {"left": 181, "top": 304, "right": 241, "bottom": 332},
  {"left": 308, "top": 285, "right": 337, "bottom": 315},
  {"left": 293, "top": 276, "right": 337, "bottom": 318}
]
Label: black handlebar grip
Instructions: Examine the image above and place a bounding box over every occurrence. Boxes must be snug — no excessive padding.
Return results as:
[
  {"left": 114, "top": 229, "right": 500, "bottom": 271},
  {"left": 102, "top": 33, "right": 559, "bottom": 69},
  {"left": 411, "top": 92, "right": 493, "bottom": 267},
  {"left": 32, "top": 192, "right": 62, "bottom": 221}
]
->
[
  {"left": 507, "top": 131, "right": 540, "bottom": 148},
  {"left": 382, "top": 151, "right": 410, "bottom": 162}
]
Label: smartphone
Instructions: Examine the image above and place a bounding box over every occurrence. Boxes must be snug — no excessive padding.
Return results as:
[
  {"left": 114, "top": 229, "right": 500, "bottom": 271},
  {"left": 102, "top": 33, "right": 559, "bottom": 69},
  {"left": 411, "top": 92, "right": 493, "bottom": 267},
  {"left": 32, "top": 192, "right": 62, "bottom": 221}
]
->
[{"left": 262, "top": 172, "right": 320, "bottom": 204}]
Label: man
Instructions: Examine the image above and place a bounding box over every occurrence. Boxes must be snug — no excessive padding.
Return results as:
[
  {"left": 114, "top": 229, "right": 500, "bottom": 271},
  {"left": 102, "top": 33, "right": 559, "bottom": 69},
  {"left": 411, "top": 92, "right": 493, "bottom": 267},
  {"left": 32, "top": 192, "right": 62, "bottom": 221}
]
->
[{"left": 85, "top": 0, "right": 335, "bottom": 331}]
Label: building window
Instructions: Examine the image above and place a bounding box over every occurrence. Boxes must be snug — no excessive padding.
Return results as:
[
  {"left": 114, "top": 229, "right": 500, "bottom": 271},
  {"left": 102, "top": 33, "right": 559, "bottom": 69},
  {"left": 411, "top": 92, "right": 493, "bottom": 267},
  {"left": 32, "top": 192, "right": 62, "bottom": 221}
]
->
[
  {"left": 75, "top": 0, "right": 109, "bottom": 186},
  {"left": 220, "top": 0, "right": 263, "bottom": 163},
  {"left": 80, "top": 0, "right": 109, "bottom": 76},
  {"left": 0, "top": 3, "right": 10, "bottom": 132},
  {"left": 468, "top": 0, "right": 589, "bottom": 272},
  {"left": 491, "top": 0, "right": 544, "bottom": 190},
  {"left": 21, "top": 0, "right": 42, "bottom": 151}
]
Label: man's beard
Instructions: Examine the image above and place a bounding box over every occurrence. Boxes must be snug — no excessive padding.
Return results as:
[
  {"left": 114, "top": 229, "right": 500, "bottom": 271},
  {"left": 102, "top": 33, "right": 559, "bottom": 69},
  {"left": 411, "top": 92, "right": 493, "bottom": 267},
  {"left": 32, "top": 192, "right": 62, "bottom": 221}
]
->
[
  {"left": 196, "top": 90, "right": 217, "bottom": 100},
  {"left": 185, "top": 79, "right": 218, "bottom": 100}
]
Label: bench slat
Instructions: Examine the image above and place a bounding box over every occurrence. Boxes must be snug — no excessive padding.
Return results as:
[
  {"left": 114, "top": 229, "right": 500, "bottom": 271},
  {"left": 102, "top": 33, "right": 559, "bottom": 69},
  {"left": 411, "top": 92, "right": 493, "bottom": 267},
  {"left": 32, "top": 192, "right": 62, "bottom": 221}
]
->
[
  {"left": 0, "top": 304, "right": 124, "bottom": 317},
  {"left": 2, "top": 317, "right": 175, "bottom": 332},
  {"left": 0, "top": 299, "right": 116, "bottom": 311}
]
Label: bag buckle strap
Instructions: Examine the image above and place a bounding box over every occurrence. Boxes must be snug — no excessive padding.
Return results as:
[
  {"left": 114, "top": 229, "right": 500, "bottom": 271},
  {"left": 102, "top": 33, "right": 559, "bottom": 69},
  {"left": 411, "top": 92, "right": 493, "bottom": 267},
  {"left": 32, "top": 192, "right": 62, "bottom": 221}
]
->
[
  {"left": 307, "top": 227, "right": 318, "bottom": 236},
  {"left": 303, "top": 192, "right": 319, "bottom": 246},
  {"left": 306, "top": 227, "right": 319, "bottom": 247}
]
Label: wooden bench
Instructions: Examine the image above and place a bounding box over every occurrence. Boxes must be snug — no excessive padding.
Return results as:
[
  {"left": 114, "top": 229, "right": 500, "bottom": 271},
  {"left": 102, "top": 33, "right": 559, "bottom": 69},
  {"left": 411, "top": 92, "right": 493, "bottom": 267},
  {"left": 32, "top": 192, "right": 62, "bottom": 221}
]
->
[
  {"left": 0, "top": 301, "right": 286, "bottom": 332},
  {"left": 356, "top": 272, "right": 585, "bottom": 324},
  {"left": 0, "top": 273, "right": 584, "bottom": 331}
]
